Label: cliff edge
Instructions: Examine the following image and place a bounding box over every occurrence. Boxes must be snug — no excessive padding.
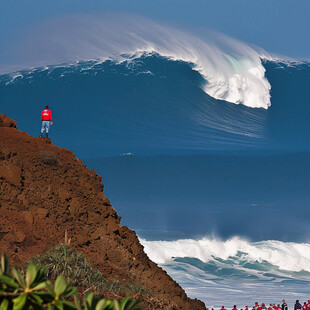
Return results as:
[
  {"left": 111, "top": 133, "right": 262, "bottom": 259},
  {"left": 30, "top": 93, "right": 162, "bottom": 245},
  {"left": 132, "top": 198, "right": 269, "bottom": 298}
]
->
[{"left": 0, "top": 114, "right": 205, "bottom": 309}]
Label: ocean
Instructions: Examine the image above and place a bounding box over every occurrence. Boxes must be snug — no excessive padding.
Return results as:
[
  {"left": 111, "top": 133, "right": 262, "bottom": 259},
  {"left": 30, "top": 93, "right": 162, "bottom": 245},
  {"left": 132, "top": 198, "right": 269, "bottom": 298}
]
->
[{"left": 1, "top": 17, "right": 310, "bottom": 308}]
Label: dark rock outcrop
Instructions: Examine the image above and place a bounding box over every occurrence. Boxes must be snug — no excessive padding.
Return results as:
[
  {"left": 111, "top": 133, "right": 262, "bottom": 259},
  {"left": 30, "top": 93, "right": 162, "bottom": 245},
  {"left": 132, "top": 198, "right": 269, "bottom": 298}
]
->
[
  {"left": 0, "top": 115, "right": 205, "bottom": 309},
  {"left": 0, "top": 114, "right": 17, "bottom": 128}
]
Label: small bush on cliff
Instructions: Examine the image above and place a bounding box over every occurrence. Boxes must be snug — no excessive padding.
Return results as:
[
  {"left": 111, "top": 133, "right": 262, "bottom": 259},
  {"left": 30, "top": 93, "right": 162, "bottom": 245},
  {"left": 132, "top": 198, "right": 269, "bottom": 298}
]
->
[
  {"left": 0, "top": 253, "right": 141, "bottom": 310},
  {"left": 39, "top": 151, "right": 58, "bottom": 166},
  {"left": 28, "top": 244, "right": 144, "bottom": 296}
]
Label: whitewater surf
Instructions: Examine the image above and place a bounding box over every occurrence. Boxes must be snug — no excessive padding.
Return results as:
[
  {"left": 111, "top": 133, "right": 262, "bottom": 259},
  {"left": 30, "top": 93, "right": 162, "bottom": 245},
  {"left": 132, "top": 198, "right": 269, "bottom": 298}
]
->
[{"left": 140, "top": 237, "right": 310, "bottom": 307}]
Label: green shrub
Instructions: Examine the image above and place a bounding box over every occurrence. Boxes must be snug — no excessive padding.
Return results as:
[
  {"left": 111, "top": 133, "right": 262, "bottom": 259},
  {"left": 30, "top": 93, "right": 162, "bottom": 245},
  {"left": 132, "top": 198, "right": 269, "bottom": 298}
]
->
[
  {"left": 0, "top": 253, "right": 141, "bottom": 310},
  {"left": 28, "top": 244, "right": 144, "bottom": 296}
]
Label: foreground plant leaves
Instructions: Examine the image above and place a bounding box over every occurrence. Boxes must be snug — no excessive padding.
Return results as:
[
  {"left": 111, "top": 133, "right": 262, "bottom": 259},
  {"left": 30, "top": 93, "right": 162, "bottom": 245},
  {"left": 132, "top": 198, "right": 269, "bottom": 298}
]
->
[
  {"left": 12, "top": 293, "right": 27, "bottom": 310},
  {"left": 0, "top": 255, "right": 9, "bottom": 277},
  {"left": 0, "top": 299, "right": 9, "bottom": 310},
  {"left": 0, "top": 253, "right": 141, "bottom": 310}
]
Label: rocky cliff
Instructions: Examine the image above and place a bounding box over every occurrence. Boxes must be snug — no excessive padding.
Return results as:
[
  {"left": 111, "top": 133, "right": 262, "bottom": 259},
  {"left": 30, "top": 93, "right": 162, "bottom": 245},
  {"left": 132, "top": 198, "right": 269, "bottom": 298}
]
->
[{"left": 0, "top": 114, "right": 205, "bottom": 309}]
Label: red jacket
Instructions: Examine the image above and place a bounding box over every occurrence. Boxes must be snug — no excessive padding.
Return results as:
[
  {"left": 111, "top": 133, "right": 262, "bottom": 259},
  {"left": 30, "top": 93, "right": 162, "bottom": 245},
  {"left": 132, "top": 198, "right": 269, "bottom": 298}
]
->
[{"left": 41, "top": 109, "right": 52, "bottom": 121}]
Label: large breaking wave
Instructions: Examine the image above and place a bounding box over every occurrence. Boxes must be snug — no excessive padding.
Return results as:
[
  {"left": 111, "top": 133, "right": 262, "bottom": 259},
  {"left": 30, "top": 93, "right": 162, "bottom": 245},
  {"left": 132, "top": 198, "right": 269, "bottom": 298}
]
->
[
  {"left": 2, "top": 14, "right": 273, "bottom": 109},
  {"left": 0, "top": 55, "right": 271, "bottom": 157},
  {"left": 1, "top": 55, "right": 310, "bottom": 157},
  {"left": 140, "top": 236, "right": 310, "bottom": 306},
  {"left": 1, "top": 14, "right": 310, "bottom": 156},
  {"left": 140, "top": 236, "right": 310, "bottom": 272}
]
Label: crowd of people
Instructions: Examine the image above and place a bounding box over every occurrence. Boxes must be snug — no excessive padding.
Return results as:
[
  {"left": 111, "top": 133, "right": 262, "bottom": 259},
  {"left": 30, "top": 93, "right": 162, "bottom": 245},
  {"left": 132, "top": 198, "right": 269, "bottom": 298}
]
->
[{"left": 207, "top": 300, "right": 310, "bottom": 310}]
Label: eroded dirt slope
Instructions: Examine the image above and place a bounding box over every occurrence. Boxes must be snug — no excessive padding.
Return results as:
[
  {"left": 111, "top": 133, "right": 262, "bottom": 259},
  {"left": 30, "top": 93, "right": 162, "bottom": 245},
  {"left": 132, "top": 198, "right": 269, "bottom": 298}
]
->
[{"left": 0, "top": 114, "right": 205, "bottom": 309}]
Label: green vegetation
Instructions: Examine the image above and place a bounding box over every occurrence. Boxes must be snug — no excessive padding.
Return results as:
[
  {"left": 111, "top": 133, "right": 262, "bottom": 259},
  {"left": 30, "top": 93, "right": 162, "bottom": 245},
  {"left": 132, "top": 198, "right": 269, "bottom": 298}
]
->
[
  {"left": 28, "top": 245, "right": 144, "bottom": 296},
  {"left": 0, "top": 252, "right": 141, "bottom": 310}
]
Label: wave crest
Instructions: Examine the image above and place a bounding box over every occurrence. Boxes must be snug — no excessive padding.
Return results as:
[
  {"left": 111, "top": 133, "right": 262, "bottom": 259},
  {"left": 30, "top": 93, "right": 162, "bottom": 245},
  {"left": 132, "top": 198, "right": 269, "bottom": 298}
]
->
[{"left": 3, "top": 14, "right": 272, "bottom": 109}]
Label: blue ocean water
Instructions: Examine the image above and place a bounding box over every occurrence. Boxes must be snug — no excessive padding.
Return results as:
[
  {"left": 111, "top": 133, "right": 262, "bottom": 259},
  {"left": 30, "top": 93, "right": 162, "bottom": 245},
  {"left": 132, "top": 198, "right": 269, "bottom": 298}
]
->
[{"left": 1, "top": 53, "right": 310, "bottom": 308}]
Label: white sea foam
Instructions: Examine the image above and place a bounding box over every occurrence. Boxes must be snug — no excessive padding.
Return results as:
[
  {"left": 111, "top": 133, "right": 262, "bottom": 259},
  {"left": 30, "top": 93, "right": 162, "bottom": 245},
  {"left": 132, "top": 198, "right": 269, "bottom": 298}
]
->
[
  {"left": 140, "top": 236, "right": 310, "bottom": 272},
  {"left": 5, "top": 73, "right": 23, "bottom": 85},
  {"left": 2, "top": 14, "right": 273, "bottom": 109}
]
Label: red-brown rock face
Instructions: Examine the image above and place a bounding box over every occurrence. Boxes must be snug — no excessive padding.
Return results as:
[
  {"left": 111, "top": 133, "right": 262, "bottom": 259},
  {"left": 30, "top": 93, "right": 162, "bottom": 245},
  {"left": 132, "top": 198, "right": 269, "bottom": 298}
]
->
[{"left": 0, "top": 115, "right": 205, "bottom": 309}]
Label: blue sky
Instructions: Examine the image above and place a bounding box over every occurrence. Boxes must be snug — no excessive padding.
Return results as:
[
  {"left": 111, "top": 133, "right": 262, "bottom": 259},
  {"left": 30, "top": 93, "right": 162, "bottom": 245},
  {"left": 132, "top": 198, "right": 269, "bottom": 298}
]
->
[{"left": 1, "top": 0, "right": 309, "bottom": 68}]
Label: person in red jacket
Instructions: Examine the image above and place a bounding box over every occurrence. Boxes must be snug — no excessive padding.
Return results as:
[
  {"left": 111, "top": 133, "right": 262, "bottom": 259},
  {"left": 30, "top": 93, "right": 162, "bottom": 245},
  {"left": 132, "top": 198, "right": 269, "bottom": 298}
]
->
[{"left": 40, "top": 105, "right": 53, "bottom": 138}]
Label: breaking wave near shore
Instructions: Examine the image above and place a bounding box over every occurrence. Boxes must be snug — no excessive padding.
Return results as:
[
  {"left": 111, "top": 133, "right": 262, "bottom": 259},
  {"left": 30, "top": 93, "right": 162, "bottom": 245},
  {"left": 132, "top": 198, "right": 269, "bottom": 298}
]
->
[
  {"left": 141, "top": 237, "right": 310, "bottom": 272},
  {"left": 140, "top": 237, "right": 310, "bottom": 306}
]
